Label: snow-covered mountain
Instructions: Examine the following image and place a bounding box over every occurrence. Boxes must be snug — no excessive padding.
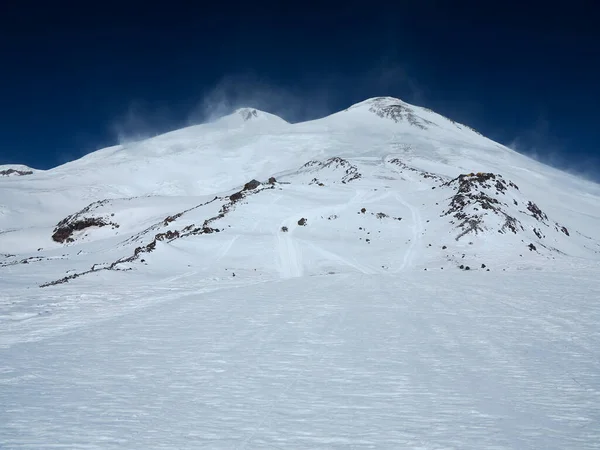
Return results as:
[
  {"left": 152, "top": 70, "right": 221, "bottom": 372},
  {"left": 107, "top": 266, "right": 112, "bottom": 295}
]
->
[
  {"left": 2, "top": 97, "right": 599, "bottom": 282},
  {"left": 1, "top": 97, "right": 599, "bottom": 449}
]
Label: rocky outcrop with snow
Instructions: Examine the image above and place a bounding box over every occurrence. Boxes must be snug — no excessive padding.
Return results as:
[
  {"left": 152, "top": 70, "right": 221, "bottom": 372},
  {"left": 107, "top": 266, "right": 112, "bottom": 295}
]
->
[{"left": 0, "top": 164, "right": 37, "bottom": 177}]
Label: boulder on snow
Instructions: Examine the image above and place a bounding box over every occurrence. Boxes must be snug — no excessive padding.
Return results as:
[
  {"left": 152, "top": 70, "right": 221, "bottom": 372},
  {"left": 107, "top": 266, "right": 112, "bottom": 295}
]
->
[
  {"left": 243, "top": 179, "right": 261, "bottom": 191},
  {"left": 229, "top": 191, "right": 243, "bottom": 202}
]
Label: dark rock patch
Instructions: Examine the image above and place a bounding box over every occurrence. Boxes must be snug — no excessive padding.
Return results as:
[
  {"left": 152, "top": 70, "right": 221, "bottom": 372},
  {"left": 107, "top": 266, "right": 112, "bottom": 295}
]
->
[
  {"left": 300, "top": 157, "right": 362, "bottom": 184},
  {"left": 51, "top": 199, "right": 120, "bottom": 243},
  {"left": 0, "top": 168, "right": 33, "bottom": 177},
  {"left": 229, "top": 191, "right": 243, "bottom": 202},
  {"left": 533, "top": 228, "right": 544, "bottom": 239},
  {"left": 163, "top": 213, "right": 183, "bottom": 226},
  {"left": 387, "top": 158, "right": 445, "bottom": 183},
  {"left": 155, "top": 230, "right": 180, "bottom": 241},
  {"left": 368, "top": 99, "right": 434, "bottom": 130},
  {"left": 526, "top": 201, "right": 548, "bottom": 222},
  {"left": 243, "top": 179, "right": 261, "bottom": 191},
  {"left": 52, "top": 217, "right": 112, "bottom": 243}
]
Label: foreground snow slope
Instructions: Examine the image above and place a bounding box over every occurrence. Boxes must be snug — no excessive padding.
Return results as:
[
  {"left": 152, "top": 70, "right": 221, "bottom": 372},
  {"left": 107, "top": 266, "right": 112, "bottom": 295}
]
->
[
  {"left": 1, "top": 271, "right": 599, "bottom": 449},
  {"left": 1, "top": 97, "right": 600, "bottom": 448}
]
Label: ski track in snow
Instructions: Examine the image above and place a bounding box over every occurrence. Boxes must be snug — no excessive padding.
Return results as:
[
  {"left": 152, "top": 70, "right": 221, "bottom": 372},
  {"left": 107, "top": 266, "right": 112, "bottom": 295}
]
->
[
  {"left": 394, "top": 191, "right": 423, "bottom": 271},
  {"left": 213, "top": 235, "right": 240, "bottom": 262},
  {"left": 275, "top": 187, "right": 377, "bottom": 279},
  {"left": 159, "top": 270, "right": 198, "bottom": 284},
  {"left": 277, "top": 217, "right": 304, "bottom": 279},
  {"left": 299, "top": 238, "right": 379, "bottom": 275}
]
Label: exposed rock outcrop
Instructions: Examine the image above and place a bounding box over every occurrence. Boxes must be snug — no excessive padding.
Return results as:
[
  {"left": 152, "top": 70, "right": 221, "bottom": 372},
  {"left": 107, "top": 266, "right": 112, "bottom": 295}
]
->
[
  {"left": 298, "top": 157, "right": 362, "bottom": 184},
  {"left": 52, "top": 200, "right": 119, "bottom": 243},
  {"left": 0, "top": 168, "right": 33, "bottom": 177}
]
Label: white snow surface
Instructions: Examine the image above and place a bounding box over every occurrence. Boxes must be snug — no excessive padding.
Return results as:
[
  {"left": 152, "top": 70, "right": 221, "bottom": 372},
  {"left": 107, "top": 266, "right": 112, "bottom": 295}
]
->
[{"left": 1, "top": 97, "right": 600, "bottom": 448}]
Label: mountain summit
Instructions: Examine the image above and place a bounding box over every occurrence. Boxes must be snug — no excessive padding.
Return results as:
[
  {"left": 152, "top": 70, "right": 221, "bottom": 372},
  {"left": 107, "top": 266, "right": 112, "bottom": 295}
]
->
[{"left": 214, "top": 107, "right": 290, "bottom": 127}]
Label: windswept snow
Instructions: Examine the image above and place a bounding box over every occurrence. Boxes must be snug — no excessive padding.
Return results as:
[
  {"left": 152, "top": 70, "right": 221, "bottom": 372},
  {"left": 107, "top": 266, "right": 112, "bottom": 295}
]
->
[
  {"left": 1, "top": 96, "right": 600, "bottom": 448},
  {"left": 2, "top": 272, "right": 600, "bottom": 449}
]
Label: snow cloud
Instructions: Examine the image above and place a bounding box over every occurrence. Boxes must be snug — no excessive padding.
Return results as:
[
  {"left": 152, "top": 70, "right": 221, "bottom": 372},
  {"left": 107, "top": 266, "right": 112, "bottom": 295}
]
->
[
  {"left": 508, "top": 116, "right": 599, "bottom": 183},
  {"left": 109, "top": 101, "right": 176, "bottom": 145},
  {"left": 189, "top": 62, "right": 425, "bottom": 125},
  {"left": 108, "top": 63, "right": 425, "bottom": 146},
  {"left": 189, "top": 73, "right": 333, "bottom": 125},
  {"left": 356, "top": 62, "right": 425, "bottom": 105}
]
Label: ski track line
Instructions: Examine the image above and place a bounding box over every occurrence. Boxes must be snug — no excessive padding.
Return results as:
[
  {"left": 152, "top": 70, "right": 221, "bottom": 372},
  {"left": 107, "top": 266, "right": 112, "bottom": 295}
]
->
[
  {"left": 277, "top": 218, "right": 303, "bottom": 279},
  {"left": 275, "top": 186, "right": 390, "bottom": 279},
  {"left": 274, "top": 188, "right": 364, "bottom": 280},
  {"left": 394, "top": 191, "right": 423, "bottom": 271},
  {"left": 214, "top": 193, "right": 277, "bottom": 263},
  {"left": 159, "top": 270, "right": 197, "bottom": 284},
  {"left": 215, "top": 234, "right": 240, "bottom": 261},
  {"left": 299, "top": 238, "right": 379, "bottom": 275}
]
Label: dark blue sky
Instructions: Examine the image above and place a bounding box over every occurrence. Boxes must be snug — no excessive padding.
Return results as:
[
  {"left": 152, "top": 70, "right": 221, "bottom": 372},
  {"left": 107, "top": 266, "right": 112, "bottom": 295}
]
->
[{"left": 1, "top": 2, "right": 598, "bottom": 179}]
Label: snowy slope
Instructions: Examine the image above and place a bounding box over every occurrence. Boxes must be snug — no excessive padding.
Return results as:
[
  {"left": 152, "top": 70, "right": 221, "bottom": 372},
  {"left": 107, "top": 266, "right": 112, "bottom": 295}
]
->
[
  {"left": 1, "top": 97, "right": 600, "bottom": 449},
  {"left": 2, "top": 271, "right": 600, "bottom": 449}
]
